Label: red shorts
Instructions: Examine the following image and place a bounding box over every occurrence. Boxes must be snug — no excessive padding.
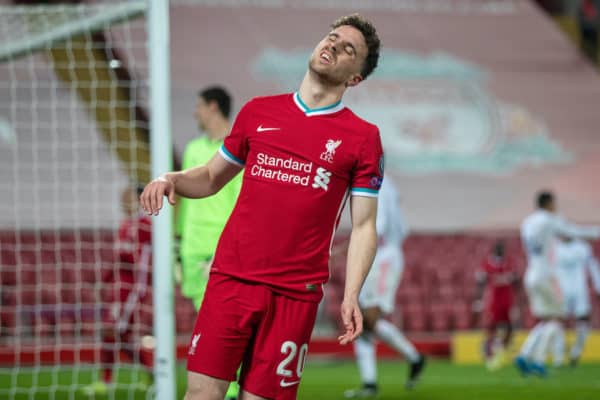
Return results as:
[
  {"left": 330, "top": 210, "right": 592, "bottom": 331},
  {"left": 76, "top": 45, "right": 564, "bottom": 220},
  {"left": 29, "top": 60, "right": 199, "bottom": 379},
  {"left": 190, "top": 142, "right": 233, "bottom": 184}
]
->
[
  {"left": 187, "top": 273, "right": 319, "bottom": 400},
  {"left": 485, "top": 297, "right": 512, "bottom": 326}
]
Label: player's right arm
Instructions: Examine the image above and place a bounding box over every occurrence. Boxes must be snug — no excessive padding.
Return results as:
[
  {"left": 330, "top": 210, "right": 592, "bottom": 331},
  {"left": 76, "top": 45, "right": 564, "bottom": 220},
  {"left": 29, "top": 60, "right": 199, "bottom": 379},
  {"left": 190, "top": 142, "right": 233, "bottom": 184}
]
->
[
  {"left": 142, "top": 99, "right": 255, "bottom": 216},
  {"left": 140, "top": 153, "right": 242, "bottom": 216},
  {"left": 553, "top": 216, "right": 600, "bottom": 240}
]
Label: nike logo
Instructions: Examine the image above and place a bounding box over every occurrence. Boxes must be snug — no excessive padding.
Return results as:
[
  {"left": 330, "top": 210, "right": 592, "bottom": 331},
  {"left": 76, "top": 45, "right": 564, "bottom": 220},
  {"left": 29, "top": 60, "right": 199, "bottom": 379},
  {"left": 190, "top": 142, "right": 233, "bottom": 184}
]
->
[
  {"left": 279, "top": 379, "right": 300, "bottom": 388},
  {"left": 257, "top": 125, "right": 281, "bottom": 132}
]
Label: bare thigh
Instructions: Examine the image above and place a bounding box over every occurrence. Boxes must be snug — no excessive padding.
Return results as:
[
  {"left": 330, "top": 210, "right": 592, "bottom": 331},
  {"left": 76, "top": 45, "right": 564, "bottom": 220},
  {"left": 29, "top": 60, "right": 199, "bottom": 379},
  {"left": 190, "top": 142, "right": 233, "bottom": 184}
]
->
[
  {"left": 239, "top": 390, "right": 270, "bottom": 400},
  {"left": 184, "top": 371, "right": 230, "bottom": 400}
]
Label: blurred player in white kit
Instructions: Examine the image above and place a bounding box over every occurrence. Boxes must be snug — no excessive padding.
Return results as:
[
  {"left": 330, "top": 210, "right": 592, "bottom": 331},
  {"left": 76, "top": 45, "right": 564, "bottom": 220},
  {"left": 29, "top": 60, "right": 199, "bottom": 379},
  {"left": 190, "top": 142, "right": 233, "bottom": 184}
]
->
[
  {"left": 551, "top": 237, "right": 600, "bottom": 367},
  {"left": 515, "top": 190, "right": 600, "bottom": 377},
  {"left": 344, "top": 178, "right": 425, "bottom": 399}
]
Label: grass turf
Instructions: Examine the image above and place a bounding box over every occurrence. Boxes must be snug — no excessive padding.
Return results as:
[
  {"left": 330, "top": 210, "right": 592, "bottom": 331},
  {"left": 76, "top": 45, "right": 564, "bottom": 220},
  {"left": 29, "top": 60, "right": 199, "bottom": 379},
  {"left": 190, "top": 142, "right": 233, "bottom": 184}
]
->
[{"left": 1, "top": 359, "right": 600, "bottom": 399}]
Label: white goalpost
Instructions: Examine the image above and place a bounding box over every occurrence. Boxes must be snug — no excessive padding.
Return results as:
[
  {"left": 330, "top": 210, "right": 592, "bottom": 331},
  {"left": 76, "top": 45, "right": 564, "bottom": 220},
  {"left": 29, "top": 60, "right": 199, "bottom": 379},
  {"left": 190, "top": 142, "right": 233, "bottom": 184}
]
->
[{"left": 0, "top": 1, "right": 176, "bottom": 399}]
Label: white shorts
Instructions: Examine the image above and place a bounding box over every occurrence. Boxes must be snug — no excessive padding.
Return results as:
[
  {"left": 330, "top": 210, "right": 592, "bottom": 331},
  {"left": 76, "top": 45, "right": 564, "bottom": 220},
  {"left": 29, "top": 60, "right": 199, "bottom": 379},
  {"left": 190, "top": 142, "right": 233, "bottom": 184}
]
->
[
  {"left": 562, "top": 292, "right": 591, "bottom": 319},
  {"left": 359, "top": 245, "right": 403, "bottom": 315},
  {"left": 524, "top": 275, "right": 563, "bottom": 318}
]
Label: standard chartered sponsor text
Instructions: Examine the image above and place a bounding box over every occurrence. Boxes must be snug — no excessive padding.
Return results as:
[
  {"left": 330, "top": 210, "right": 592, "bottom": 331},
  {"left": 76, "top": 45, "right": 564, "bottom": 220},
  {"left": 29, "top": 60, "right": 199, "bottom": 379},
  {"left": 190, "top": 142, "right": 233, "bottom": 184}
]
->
[{"left": 252, "top": 152, "right": 313, "bottom": 186}]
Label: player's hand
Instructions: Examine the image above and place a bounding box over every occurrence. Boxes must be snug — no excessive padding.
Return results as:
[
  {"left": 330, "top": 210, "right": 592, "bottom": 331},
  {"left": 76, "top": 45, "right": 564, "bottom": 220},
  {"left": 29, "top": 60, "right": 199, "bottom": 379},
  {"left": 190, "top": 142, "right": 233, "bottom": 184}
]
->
[
  {"left": 140, "top": 175, "right": 176, "bottom": 216},
  {"left": 338, "top": 298, "right": 363, "bottom": 345}
]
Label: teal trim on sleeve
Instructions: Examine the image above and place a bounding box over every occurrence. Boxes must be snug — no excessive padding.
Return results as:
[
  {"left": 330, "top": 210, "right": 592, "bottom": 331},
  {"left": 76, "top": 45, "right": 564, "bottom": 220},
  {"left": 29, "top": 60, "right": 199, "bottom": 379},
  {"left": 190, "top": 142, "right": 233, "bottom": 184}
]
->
[{"left": 220, "top": 144, "right": 244, "bottom": 166}]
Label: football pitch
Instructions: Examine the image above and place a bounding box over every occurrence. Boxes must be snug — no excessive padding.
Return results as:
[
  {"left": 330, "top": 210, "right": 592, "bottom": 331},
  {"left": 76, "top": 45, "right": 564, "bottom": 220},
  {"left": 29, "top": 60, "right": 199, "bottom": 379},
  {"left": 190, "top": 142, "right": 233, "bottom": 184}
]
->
[{"left": 1, "top": 359, "right": 600, "bottom": 400}]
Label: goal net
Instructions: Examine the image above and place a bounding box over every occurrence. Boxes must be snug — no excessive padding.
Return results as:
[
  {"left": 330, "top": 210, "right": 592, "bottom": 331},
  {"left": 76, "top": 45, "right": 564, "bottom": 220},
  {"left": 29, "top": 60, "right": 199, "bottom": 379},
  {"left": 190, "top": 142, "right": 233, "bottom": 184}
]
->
[{"left": 0, "top": 1, "right": 160, "bottom": 398}]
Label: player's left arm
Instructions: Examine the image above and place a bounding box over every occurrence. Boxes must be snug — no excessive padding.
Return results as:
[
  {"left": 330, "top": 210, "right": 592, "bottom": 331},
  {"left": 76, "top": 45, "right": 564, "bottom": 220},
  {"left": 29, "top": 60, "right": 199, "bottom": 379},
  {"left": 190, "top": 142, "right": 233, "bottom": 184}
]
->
[
  {"left": 338, "top": 195, "right": 378, "bottom": 345},
  {"left": 586, "top": 254, "right": 600, "bottom": 295}
]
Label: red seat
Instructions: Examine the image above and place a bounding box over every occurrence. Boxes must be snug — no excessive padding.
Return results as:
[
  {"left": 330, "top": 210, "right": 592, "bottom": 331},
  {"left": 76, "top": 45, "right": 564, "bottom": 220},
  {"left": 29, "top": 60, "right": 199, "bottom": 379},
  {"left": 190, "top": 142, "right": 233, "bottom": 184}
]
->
[
  {"left": 430, "top": 303, "right": 452, "bottom": 332},
  {"left": 0, "top": 309, "right": 17, "bottom": 336},
  {"left": 453, "top": 301, "right": 472, "bottom": 330},
  {"left": 402, "top": 304, "right": 428, "bottom": 332}
]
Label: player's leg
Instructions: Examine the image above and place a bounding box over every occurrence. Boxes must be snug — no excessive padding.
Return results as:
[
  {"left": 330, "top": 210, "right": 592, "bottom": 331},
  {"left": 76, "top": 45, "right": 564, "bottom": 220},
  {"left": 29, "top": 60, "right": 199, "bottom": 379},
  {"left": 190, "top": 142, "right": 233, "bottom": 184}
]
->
[
  {"left": 238, "top": 292, "right": 319, "bottom": 400},
  {"left": 373, "top": 318, "right": 424, "bottom": 388},
  {"left": 515, "top": 320, "right": 545, "bottom": 375},
  {"left": 181, "top": 255, "right": 241, "bottom": 398},
  {"left": 349, "top": 333, "right": 379, "bottom": 397},
  {"left": 530, "top": 318, "right": 561, "bottom": 376},
  {"left": 482, "top": 317, "right": 497, "bottom": 364},
  {"left": 344, "top": 307, "right": 379, "bottom": 398},
  {"left": 568, "top": 291, "right": 592, "bottom": 366},
  {"left": 529, "top": 280, "right": 564, "bottom": 374},
  {"left": 483, "top": 320, "right": 499, "bottom": 370},
  {"left": 344, "top": 248, "right": 386, "bottom": 398},
  {"left": 550, "top": 319, "right": 566, "bottom": 367},
  {"left": 488, "top": 302, "right": 513, "bottom": 370},
  {"left": 570, "top": 316, "right": 591, "bottom": 365},
  {"left": 489, "top": 322, "right": 512, "bottom": 370},
  {"left": 515, "top": 278, "right": 555, "bottom": 374},
  {"left": 369, "top": 247, "right": 424, "bottom": 388},
  {"left": 82, "top": 305, "right": 119, "bottom": 395},
  {"left": 185, "top": 274, "right": 266, "bottom": 400},
  {"left": 185, "top": 371, "right": 230, "bottom": 400}
]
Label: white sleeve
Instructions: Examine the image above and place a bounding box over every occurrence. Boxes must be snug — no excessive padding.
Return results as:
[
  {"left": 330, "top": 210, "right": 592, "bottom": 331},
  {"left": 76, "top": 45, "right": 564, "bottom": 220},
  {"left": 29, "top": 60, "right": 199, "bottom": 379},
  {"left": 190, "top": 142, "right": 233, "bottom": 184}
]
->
[
  {"left": 587, "top": 255, "right": 600, "bottom": 294},
  {"left": 553, "top": 216, "right": 600, "bottom": 240},
  {"left": 375, "top": 187, "right": 389, "bottom": 238},
  {"left": 376, "top": 180, "right": 407, "bottom": 242}
]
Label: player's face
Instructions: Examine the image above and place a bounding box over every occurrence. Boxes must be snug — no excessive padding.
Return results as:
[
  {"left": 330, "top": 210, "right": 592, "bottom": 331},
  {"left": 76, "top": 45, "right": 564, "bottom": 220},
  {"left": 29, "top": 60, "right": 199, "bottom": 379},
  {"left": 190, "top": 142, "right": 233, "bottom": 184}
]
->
[
  {"left": 194, "top": 97, "right": 210, "bottom": 131},
  {"left": 309, "top": 25, "right": 368, "bottom": 87}
]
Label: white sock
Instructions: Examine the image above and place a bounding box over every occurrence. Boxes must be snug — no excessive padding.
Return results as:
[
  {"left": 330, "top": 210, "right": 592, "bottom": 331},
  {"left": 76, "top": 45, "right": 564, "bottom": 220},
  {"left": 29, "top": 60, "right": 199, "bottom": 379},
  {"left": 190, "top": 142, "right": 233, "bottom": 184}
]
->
[
  {"left": 551, "top": 323, "right": 565, "bottom": 366},
  {"left": 532, "top": 320, "right": 560, "bottom": 364},
  {"left": 570, "top": 320, "right": 590, "bottom": 361},
  {"left": 354, "top": 334, "right": 377, "bottom": 384},
  {"left": 519, "top": 321, "right": 545, "bottom": 359},
  {"left": 374, "top": 319, "right": 419, "bottom": 363}
]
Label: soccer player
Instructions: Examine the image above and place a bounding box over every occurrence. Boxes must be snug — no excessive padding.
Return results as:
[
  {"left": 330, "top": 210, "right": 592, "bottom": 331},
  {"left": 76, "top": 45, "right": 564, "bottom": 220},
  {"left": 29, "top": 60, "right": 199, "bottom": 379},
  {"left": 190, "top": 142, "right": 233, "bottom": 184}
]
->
[
  {"left": 344, "top": 178, "right": 425, "bottom": 399},
  {"left": 514, "top": 190, "right": 600, "bottom": 377},
  {"left": 551, "top": 236, "right": 600, "bottom": 367},
  {"left": 473, "top": 240, "right": 518, "bottom": 370},
  {"left": 177, "top": 86, "right": 241, "bottom": 311},
  {"left": 176, "top": 86, "right": 242, "bottom": 399},
  {"left": 141, "top": 14, "right": 383, "bottom": 400},
  {"left": 84, "top": 185, "right": 153, "bottom": 395}
]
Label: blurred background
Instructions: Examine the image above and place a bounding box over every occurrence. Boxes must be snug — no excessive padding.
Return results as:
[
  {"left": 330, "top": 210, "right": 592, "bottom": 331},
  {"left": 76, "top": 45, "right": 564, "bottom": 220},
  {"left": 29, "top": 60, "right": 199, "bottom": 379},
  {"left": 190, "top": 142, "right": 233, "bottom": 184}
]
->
[{"left": 1, "top": 0, "right": 600, "bottom": 399}]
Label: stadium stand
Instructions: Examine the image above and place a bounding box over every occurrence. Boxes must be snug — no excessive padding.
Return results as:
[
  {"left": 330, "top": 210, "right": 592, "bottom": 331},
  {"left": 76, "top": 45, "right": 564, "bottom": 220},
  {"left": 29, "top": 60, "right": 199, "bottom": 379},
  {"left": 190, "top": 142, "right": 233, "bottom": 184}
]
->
[{"left": 2, "top": 228, "right": 599, "bottom": 363}]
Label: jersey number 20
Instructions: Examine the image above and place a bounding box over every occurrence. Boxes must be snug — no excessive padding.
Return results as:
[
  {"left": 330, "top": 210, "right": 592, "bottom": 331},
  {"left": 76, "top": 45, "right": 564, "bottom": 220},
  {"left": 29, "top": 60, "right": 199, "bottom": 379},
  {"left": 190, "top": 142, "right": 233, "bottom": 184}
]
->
[{"left": 276, "top": 341, "right": 308, "bottom": 378}]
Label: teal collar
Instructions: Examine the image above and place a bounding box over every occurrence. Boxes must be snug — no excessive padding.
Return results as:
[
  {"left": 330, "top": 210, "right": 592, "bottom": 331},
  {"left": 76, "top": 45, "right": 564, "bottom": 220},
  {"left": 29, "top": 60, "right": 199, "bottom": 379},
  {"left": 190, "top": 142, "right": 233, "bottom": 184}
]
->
[{"left": 293, "top": 92, "right": 345, "bottom": 117}]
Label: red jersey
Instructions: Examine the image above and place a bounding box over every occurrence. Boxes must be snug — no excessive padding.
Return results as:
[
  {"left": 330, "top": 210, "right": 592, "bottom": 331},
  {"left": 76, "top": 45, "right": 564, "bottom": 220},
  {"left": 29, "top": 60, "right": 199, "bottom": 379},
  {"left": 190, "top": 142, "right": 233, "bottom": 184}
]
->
[
  {"left": 214, "top": 93, "right": 384, "bottom": 302},
  {"left": 113, "top": 214, "right": 152, "bottom": 302},
  {"left": 480, "top": 255, "right": 516, "bottom": 304}
]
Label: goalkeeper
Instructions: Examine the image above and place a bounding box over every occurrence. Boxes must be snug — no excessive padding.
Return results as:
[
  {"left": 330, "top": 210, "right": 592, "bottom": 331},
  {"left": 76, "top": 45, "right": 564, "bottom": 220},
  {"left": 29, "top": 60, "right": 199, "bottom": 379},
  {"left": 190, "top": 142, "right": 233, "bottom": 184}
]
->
[{"left": 176, "top": 86, "right": 241, "bottom": 399}]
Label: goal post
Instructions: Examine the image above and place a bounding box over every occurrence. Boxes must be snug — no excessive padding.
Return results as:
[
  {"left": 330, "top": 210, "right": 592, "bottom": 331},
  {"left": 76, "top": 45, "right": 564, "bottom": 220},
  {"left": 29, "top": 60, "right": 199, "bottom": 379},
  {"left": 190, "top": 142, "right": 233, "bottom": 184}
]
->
[
  {"left": 0, "top": 1, "right": 176, "bottom": 399},
  {"left": 147, "top": 0, "right": 177, "bottom": 399}
]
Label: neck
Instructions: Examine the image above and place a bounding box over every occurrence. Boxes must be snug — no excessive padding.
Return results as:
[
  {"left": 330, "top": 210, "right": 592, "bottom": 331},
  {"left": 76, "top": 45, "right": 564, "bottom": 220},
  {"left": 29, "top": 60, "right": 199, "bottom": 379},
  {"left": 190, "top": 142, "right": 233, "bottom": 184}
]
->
[
  {"left": 205, "top": 117, "right": 230, "bottom": 141},
  {"left": 297, "top": 70, "right": 346, "bottom": 109}
]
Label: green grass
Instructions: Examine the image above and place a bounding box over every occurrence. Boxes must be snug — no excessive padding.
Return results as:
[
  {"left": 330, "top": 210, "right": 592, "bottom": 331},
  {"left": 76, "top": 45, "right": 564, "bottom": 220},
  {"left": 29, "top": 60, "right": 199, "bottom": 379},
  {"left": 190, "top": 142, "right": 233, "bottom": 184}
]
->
[
  {"left": 1, "top": 359, "right": 600, "bottom": 399},
  {"left": 298, "top": 359, "right": 600, "bottom": 400}
]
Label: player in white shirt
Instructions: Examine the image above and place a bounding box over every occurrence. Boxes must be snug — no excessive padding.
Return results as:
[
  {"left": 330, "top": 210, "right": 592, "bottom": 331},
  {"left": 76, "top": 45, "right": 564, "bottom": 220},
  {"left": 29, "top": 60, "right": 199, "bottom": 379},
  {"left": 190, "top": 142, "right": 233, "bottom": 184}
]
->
[
  {"left": 551, "top": 237, "right": 600, "bottom": 366},
  {"left": 515, "top": 190, "right": 600, "bottom": 376},
  {"left": 344, "top": 178, "right": 425, "bottom": 399}
]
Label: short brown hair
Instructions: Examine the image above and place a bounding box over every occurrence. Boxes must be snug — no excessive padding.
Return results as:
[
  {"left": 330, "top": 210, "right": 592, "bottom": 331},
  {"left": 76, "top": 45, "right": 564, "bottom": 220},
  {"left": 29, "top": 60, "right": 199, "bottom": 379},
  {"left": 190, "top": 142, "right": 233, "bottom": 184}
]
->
[{"left": 331, "top": 14, "right": 381, "bottom": 80}]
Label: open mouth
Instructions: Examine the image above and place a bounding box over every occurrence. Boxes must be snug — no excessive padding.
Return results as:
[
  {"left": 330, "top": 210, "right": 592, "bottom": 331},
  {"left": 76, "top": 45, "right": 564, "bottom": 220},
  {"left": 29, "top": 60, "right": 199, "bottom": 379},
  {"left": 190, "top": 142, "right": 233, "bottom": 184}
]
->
[{"left": 320, "top": 51, "right": 333, "bottom": 64}]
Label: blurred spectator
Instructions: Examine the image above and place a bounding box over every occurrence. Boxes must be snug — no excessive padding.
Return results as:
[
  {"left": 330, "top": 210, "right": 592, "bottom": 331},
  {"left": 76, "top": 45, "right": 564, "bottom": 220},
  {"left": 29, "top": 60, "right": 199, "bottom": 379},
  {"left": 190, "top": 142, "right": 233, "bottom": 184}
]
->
[
  {"left": 84, "top": 185, "right": 153, "bottom": 395},
  {"left": 578, "top": 0, "right": 600, "bottom": 62}
]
